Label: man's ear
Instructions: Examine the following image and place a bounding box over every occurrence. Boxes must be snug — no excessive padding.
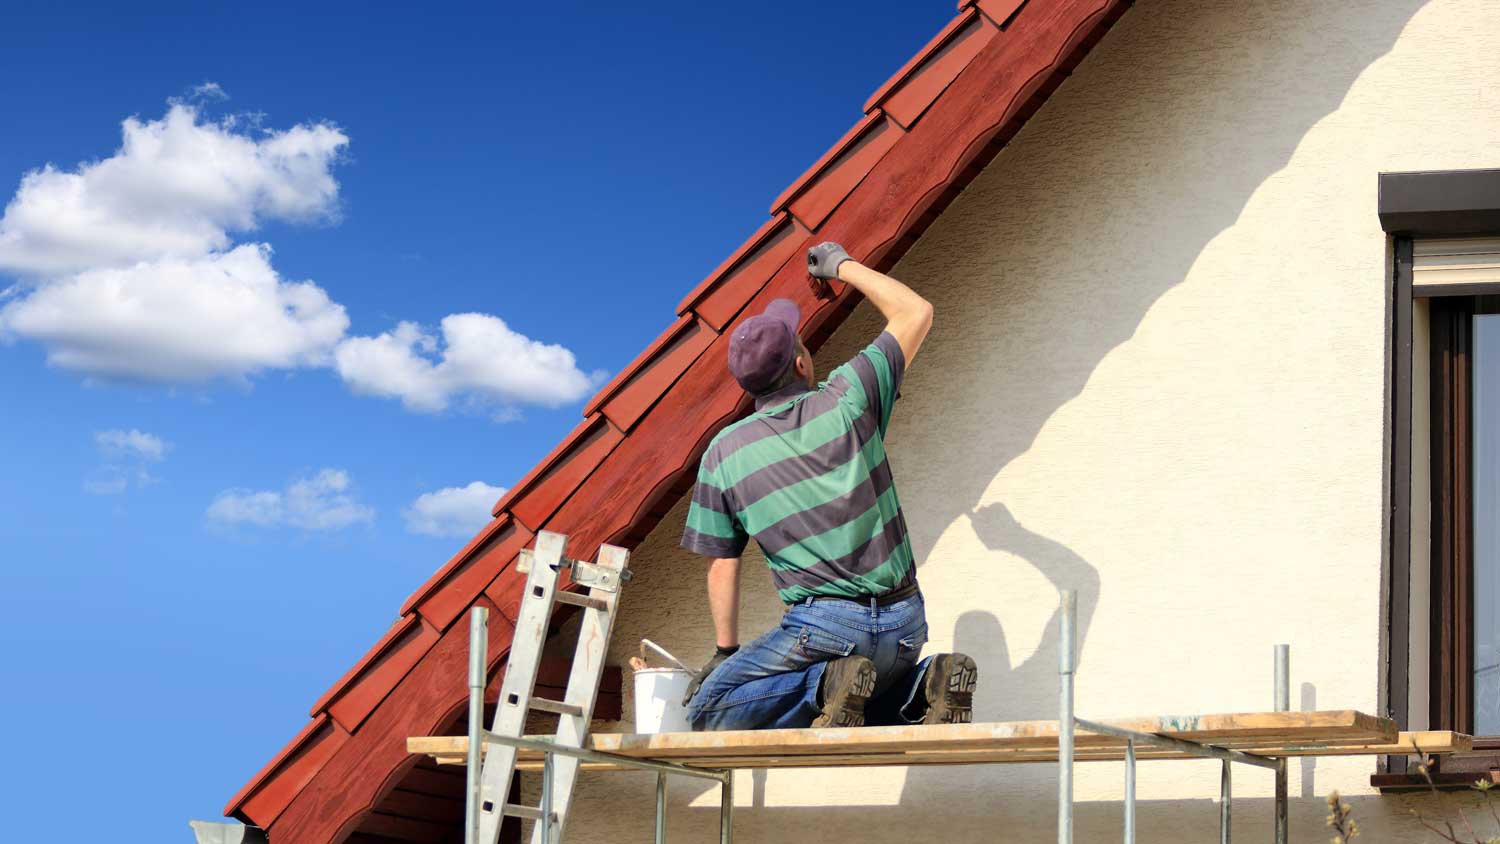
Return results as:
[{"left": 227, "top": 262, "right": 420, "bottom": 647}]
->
[{"left": 794, "top": 352, "right": 811, "bottom": 377}]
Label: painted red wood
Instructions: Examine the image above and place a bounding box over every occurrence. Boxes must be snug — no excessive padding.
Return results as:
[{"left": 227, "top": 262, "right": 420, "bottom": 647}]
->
[
  {"left": 358, "top": 812, "right": 455, "bottom": 844},
  {"left": 489, "top": 414, "right": 624, "bottom": 529},
  {"left": 226, "top": 713, "right": 349, "bottom": 827},
  {"left": 480, "top": 562, "right": 527, "bottom": 625},
  {"left": 675, "top": 213, "right": 809, "bottom": 331},
  {"left": 583, "top": 314, "right": 719, "bottom": 432},
  {"left": 399, "top": 515, "right": 512, "bottom": 616},
  {"left": 375, "top": 788, "right": 462, "bottom": 824},
  {"left": 405, "top": 516, "right": 533, "bottom": 632},
  {"left": 269, "top": 595, "right": 518, "bottom": 843},
  {"left": 316, "top": 614, "right": 443, "bottom": 733},
  {"left": 865, "top": 8, "right": 981, "bottom": 115},
  {"left": 479, "top": 659, "right": 624, "bottom": 721},
  {"left": 874, "top": 11, "right": 999, "bottom": 130},
  {"left": 776, "top": 113, "right": 905, "bottom": 232},
  {"left": 978, "top": 0, "right": 1032, "bottom": 26},
  {"left": 234, "top": 3, "right": 1134, "bottom": 836}
]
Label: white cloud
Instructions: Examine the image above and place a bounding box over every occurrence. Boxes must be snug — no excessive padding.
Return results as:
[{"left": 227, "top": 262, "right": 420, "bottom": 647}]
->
[
  {"left": 404, "top": 481, "right": 506, "bottom": 537},
  {"left": 0, "top": 91, "right": 603, "bottom": 417},
  {"left": 85, "top": 427, "right": 170, "bottom": 495},
  {"left": 0, "top": 102, "right": 347, "bottom": 278},
  {"left": 335, "top": 313, "right": 607, "bottom": 415},
  {"left": 189, "top": 82, "right": 229, "bottom": 101},
  {"left": 207, "top": 468, "right": 374, "bottom": 531},
  {"left": 83, "top": 476, "right": 129, "bottom": 496},
  {"left": 0, "top": 96, "right": 350, "bottom": 383},
  {"left": 1, "top": 244, "right": 348, "bottom": 381},
  {"left": 96, "top": 428, "right": 168, "bottom": 461}
]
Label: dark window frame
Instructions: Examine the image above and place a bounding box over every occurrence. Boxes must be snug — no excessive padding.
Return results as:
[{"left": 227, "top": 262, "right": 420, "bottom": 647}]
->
[
  {"left": 1428, "top": 295, "right": 1500, "bottom": 775},
  {"left": 1376, "top": 168, "right": 1500, "bottom": 786}
]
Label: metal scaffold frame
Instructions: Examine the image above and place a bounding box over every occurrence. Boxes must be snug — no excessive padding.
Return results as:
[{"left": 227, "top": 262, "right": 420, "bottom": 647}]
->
[
  {"left": 1056, "top": 589, "right": 1292, "bottom": 844},
  {"left": 439, "top": 585, "right": 1431, "bottom": 844}
]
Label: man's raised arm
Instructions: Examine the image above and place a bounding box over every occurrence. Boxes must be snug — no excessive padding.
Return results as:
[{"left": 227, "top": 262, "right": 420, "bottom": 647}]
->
[{"left": 807, "top": 242, "right": 935, "bottom": 364}]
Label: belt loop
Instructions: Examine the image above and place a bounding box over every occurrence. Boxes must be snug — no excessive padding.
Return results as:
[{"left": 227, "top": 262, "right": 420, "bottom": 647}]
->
[{"left": 869, "top": 596, "right": 878, "bottom": 621}]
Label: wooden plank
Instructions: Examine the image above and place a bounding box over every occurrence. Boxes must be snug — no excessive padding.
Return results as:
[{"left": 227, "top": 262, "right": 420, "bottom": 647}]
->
[
  {"left": 409, "top": 712, "right": 1449, "bottom": 768},
  {"left": 415, "top": 728, "right": 1471, "bottom": 773}
]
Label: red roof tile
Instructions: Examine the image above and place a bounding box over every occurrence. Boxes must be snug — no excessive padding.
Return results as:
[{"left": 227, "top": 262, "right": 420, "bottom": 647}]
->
[
  {"left": 262, "top": 594, "right": 519, "bottom": 841},
  {"left": 865, "top": 8, "right": 988, "bottom": 120},
  {"left": 771, "top": 111, "right": 906, "bottom": 231},
  {"left": 975, "top": 0, "right": 1033, "bottom": 26},
  {"left": 312, "top": 613, "right": 443, "bottom": 733},
  {"left": 399, "top": 514, "right": 534, "bottom": 631},
  {"left": 583, "top": 313, "right": 719, "bottom": 432},
  {"left": 676, "top": 212, "right": 809, "bottom": 330},
  {"left": 226, "top": 713, "right": 348, "bottom": 828},
  {"left": 489, "top": 413, "right": 624, "bottom": 530},
  {"left": 230, "top": 1, "right": 1137, "bottom": 837}
]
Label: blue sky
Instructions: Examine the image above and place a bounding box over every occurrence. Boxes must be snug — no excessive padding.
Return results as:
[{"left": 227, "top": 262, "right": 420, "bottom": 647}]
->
[{"left": 0, "top": 1, "right": 952, "bottom": 839}]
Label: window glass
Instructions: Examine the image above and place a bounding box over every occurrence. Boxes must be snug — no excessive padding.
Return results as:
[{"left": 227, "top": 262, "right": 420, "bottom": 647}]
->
[{"left": 1474, "top": 313, "right": 1500, "bottom": 733}]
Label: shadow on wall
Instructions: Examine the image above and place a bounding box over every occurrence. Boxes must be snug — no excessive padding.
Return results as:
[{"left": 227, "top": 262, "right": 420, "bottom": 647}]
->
[
  {"left": 657, "top": 0, "right": 1428, "bottom": 834},
  {"left": 881, "top": 0, "right": 1429, "bottom": 821},
  {"left": 1302, "top": 681, "right": 1318, "bottom": 798}
]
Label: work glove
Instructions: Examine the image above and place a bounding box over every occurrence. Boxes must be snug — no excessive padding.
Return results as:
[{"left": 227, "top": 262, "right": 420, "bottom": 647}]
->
[
  {"left": 682, "top": 644, "right": 739, "bottom": 707},
  {"left": 806, "top": 242, "right": 853, "bottom": 281}
]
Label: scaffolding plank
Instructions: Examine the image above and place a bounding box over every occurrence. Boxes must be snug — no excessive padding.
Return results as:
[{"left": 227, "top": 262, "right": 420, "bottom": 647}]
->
[{"left": 411, "top": 711, "right": 1466, "bottom": 772}]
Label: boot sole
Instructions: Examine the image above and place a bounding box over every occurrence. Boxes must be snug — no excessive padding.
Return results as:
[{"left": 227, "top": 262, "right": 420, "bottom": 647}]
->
[
  {"left": 923, "top": 653, "right": 978, "bottom": 725},
  {"left": 811, "top": 657, "right": 877, "bottom": 728}
]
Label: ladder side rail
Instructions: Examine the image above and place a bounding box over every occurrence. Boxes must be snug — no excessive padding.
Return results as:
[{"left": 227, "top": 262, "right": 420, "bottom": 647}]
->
[
  {"left": 528, "top": 543, "right": 630, "bottom": 844},
  {"left": 477, "top": 531, "right": 569, "bottom": 844}
]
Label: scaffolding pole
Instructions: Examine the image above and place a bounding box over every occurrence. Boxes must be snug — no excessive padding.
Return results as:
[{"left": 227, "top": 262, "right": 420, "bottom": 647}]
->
[
  {"left": 1275, "top": 644, "right": 1289, "bottom": 844},
  {"left": 1056, "top": 590, "right": 1289, "bottom": 843}
]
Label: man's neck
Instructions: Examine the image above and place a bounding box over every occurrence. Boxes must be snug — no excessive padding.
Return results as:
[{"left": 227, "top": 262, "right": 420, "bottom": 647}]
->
[{"left": 754, "top": 382, "right": 812, "bottom": 411}]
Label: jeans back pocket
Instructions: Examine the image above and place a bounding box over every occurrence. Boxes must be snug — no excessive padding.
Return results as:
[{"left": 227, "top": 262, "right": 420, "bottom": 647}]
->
[{"left": 796, "top": 626, "right": 857, "bottom": 660}]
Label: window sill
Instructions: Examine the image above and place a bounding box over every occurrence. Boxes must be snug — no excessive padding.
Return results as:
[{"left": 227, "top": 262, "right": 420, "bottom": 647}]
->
[{"left": 1371, "top": 770, "right": 1500, "bottom": 793}]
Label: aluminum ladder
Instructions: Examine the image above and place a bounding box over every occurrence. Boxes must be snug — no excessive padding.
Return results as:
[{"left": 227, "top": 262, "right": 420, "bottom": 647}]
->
[{"left": 470, "top": 531, "right": 631, "bottom": 844}]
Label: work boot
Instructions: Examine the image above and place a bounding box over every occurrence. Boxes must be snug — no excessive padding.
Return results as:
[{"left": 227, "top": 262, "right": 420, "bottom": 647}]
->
[
  {"left": 812, "top": 655, "right": 877, "bottom": 728},
  {"left": 920, "top": 653, "right": 978, "bottom": 724}
]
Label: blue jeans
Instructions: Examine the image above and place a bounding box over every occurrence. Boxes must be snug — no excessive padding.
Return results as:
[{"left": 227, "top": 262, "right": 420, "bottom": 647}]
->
[{"left": 687, "top": 590, "right": 934, "bottom": 730}]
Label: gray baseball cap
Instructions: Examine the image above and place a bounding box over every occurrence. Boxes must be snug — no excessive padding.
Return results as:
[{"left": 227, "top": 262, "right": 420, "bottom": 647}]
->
[{"left": 727, "top": 298, "right": 801, "bottom": 394}]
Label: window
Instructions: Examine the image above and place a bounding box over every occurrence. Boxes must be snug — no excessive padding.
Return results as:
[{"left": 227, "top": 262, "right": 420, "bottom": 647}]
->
[
  {"left": 1374, "top": 170, "right": 1500, "bottom": 788},
  {"left": 1424, "top": 286, "right": 1500, "bottom": 774}
]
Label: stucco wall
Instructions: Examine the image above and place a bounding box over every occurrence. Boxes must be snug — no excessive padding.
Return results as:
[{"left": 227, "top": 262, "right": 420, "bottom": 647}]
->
[{"left": 548, "top": 0, "right": 1500, "bottom": 840}]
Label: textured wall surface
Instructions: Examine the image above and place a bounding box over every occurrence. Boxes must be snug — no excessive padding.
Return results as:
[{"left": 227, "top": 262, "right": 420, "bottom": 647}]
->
[{"left": 544, "top": 0, "right": 1500, "bottom": 840}]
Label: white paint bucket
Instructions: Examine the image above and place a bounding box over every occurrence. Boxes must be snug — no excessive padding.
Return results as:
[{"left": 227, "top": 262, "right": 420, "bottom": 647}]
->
[
  {"left": 632, "top": 667, "right": 693, "bottom": 734},
  {"left": 633, "top": 639, "right": 694, "bottom": 734}
]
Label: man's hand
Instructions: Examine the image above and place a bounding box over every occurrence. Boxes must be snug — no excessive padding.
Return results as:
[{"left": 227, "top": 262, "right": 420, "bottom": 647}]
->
[
  {"left": 807, "top": 242, "right": 853, "bottom": 279},
  {"left": 682, "top": 644, "right": 739, "bottom": 707}
]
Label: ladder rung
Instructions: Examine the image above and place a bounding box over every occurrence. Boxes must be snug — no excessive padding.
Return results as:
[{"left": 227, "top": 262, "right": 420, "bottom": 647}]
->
[
  {"left": 502, "top": 803, "right": 544, "bottom": 821},
  {"left": 554, "top": 591, "right": 609, "bottom": 612},
  {"left": 530, "top": 697, "right": 584, "bottom": 717}
]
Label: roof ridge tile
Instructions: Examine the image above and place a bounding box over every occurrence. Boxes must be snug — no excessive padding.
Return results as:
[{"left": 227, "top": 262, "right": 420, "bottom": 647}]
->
[
  {"left": 399, "top": 513, "right": 514, "bottom": 617},
  {"left": 489, "top": 413, "right": 625, "bottom": 529},
  {"left": 864, "top": 8, "right": 982, "bottom": 116},
  {"left": 583, "top": 313, "right": 719, "bottom": 432},
  {"left": 224, "top": 712, "right": 349, "bottom": 826},
  {"left": 770, "top": 112, "right": 906, "bottom": 232},
  {"left": 677, "top": 212, "right": 810, "bottom": 330}
]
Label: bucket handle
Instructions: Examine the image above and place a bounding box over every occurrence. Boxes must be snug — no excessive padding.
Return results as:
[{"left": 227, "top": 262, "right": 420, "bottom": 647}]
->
[{"left": 639, "top": 639, "right": 694, "bottom": 672}]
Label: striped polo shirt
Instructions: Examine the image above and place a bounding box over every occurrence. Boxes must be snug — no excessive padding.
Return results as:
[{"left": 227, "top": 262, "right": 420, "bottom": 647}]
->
[{"left": 681, "top": 331, "right": 916, "bottom": 604}]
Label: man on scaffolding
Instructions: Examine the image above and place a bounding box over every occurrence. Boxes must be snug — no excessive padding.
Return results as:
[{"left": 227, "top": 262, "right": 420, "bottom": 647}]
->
[{"left": 679, "top": 242, "right": 978, "bottom": 731}]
